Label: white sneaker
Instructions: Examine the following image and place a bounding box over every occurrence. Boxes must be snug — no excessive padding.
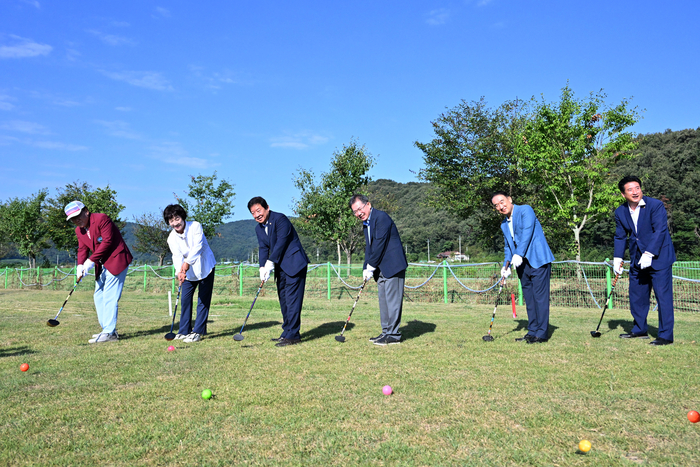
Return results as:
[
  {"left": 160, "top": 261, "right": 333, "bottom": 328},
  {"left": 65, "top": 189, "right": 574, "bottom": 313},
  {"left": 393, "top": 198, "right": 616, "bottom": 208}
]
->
[
  {"left": 92, "top": 331, "right": 119, "bottom": 339},
  {"left": 183, "top": 333, "right": 201, "bottom": 343},
  {"left": 174, "top": 334, "right": 188, "bottom": 340},
  {"left": 89, "top": 332, "right": 118, "bottom": 344}
]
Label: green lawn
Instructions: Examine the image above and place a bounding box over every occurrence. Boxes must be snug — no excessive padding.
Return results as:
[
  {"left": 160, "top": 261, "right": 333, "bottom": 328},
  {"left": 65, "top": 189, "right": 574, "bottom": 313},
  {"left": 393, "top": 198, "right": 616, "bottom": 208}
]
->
[{"left": 1, "top": 288, "right": 699, "bottom": 466}]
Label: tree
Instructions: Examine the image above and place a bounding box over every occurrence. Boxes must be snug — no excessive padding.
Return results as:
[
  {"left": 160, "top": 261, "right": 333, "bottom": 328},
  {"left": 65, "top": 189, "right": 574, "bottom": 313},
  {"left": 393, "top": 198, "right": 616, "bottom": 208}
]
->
[
  {"left": 0, "top": 190, "right": 50, "bottom": 268},
  {"left": 175, "top": 171, "right": 235, "bottom": 239},
  {"left": 45, "top": 181, "right": 126, "bottom": 257},
  {"left": 293, "top": 140, "right": 375, "bottom": 274},
  {"left": 132, "top": 212, "right": 171, "bottom": 266},
  {"left": 522, "top": 85, "right": 640, "bottom": 261}
]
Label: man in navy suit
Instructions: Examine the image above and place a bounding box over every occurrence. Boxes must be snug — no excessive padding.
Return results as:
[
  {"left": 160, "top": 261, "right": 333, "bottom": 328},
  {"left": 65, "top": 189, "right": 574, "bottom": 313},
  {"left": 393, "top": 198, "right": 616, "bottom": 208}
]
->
[
  {"left": 349, "top": 194, "right": 408, "bottom": 346},
  {"left": 492, "top": 192, "right": 555, "bottom": 343},
  {"left": 614, "top": 176, "right": 676, "bottom": 346},
  {"left": 248, "top": 196, "right": 310, "bottom": 347}
]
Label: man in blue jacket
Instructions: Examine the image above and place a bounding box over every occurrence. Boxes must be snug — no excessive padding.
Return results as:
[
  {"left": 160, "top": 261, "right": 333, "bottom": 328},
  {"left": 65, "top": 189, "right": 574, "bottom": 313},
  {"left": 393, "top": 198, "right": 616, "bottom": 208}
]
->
[
  {"left": 249, "top": 196, "right": 310, "bottom": 347},
  {"left": 614, "top": 176, "right": 676, "bottom": 346},
  {"left": 350, "top": 194, "right": 408, "bottom": 346},
  {"left": 492, "top": 192, "right": 555, "bottom": 343}
]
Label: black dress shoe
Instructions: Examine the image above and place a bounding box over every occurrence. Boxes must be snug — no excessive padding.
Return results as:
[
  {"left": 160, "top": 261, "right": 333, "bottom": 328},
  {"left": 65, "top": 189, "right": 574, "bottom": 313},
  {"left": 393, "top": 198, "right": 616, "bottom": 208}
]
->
[
  {"left": 369, "top": 333, "right": 385, "bottom": 342},
  {"left": 649, "top": 337, "right": 673, "bottom": 346},
  {"left": 516, "top": 334, "right": 535, "bottom": 342},
  {"left": 619, "top": 332, "right": 649, "bottom": 339},
  {"left": 270, "top": 336, "right": 284, "bottom": 342},
  {"left": 275, "top": 338, "right": 301, "bottom": 347},
  {"left": 526, "top": 337, "right": 549, "bottom": 344}
]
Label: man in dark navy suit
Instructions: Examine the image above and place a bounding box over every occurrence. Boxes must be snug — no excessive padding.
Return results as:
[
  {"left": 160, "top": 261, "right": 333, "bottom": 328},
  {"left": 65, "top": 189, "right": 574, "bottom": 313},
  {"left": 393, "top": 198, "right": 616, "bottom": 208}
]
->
[
  {"left": 614, "top": 176, "right": 676, "bottom": 346},
  {"left": 349, "top": 194, "right": 408, "bottom": 346},
  {"left": 248, "top": 196, "right": 310, "bottom": 347},
  {"left": 492, "top": 192, "right": 556, "bottom": 344}
]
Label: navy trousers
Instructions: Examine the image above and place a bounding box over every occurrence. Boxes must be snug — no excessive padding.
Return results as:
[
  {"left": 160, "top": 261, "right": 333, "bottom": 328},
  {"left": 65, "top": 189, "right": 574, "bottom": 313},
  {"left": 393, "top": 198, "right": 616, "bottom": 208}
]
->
[
  {"left": 276, "top": 266, "right": 307, "bottom": 340},
  {"left": 628, "top": 264, "right": 674, "bottom": 341},
  {"left": 179, "top": 268, "right": 215, "bottom": 336},
  {"left": 517, "top": 260, "right": 551, "bottom": 339}
]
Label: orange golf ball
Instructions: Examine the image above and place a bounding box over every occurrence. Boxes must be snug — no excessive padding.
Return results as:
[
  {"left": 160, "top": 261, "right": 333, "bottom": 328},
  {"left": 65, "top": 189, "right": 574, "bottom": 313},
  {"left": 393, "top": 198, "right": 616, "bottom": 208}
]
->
[
  {"left": 20, "top": 363, "right": 29, "bottom": 372},
  {"left": 578, "top": 440, "right": 591, "bottom": 453},
  {"left": 688, "top": 410, "right": 700, "bottom": 423}
]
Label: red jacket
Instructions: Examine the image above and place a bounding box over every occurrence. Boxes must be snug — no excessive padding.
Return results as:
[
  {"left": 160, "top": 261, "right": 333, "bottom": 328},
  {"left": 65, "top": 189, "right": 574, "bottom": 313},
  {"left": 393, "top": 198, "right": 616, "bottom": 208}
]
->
[{"left": 76, "top": 213, "right": 133, "bottom": 277}]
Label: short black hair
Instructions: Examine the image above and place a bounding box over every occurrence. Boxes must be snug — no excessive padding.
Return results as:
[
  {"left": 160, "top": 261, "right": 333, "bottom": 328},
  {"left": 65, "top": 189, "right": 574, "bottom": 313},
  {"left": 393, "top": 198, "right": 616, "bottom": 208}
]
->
[
  {"left": 348, "top": 194, "right": 369, "bottom": 209},
  {"left": 491, "top": 191, "right": 510, "bottom": 201},
  {"left": 247, "top": 196, "right": 268, "bottom": 211},
  {"left": 163, "top": 204, "right": 187, "bottom": 223},
  {"left": 618, "top": 175, "right": 642, "bottom": 193}
]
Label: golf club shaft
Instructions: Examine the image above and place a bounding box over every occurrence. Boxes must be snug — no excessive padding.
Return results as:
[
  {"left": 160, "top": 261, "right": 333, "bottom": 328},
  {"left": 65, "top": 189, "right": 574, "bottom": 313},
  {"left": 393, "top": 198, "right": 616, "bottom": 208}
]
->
[
  {"left": 52, "top": 277, "right": 82, "bottom": 321},
  {"left": 168, "top": 286, "right": 182, "bottom": 334},
  {"left": 338, "top": 278, "right": 369, "bottom": 337},
  {"left": 485, "top": 261, "right": 510, "bottom": 337},
  {"left": 593, "top": 268, "right": 622, "bottom": 333},
  {"left": 238, "top": 280, "right": 265, "bottom": 335}
]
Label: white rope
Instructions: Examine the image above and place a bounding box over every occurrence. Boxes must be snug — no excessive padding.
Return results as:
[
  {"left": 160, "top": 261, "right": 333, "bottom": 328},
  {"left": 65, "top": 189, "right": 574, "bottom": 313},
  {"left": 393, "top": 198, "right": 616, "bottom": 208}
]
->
[{"left": 444, "top": 262, "right": 501, "bottom": 293}]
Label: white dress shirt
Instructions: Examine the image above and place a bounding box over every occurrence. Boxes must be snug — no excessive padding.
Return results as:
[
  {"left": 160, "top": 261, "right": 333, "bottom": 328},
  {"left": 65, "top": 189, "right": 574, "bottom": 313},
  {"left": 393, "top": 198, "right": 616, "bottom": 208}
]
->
[
  {"left": 628, "top": 198, "right": 646, "bottom": 233},
  {"left": 167, "top": 221, "right": 216, "bottom": 281}
]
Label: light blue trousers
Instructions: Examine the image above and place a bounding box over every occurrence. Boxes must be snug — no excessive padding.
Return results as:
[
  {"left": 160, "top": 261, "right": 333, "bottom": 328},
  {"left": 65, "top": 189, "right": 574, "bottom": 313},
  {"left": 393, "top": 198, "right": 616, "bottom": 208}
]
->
[{"left": 94, "top": 266, "right": 128, "bottom": 334}]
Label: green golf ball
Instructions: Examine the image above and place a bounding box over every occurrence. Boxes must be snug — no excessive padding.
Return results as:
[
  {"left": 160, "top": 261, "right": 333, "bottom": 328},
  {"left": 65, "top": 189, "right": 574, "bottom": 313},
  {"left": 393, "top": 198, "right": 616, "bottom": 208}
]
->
[{"left": 201, "top": 389, "right": 212, "bottom": 400}]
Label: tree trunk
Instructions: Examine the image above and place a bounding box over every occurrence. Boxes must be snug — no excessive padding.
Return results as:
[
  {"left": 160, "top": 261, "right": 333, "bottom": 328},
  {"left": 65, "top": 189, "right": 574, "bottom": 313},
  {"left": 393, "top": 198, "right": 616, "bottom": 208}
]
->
[
  {"left": 158, "top": 255, "right": 165, "bottom": 267},
  {"left": 345, "top": 248, "right": 353, "bottom": 278},
  {"left": 573, "top": 227, "right": 582, "bottom": 280}
]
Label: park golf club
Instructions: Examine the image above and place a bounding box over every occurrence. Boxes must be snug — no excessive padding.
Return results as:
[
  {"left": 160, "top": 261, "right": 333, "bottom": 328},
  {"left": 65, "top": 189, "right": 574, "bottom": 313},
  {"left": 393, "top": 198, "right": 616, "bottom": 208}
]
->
[
  {"left": 590, "top": 264, "right": 623, "bottom": 338},
  {"left": 335, "top": 278, "right": 369, "bottom": 343},
  {"left": 164, "top": 285, "right": 182, "bottom": 341},
  {"left": 46, "top": 277, "right": 82, "bottom": 327},
  {"left": 482, "top": 261, "right": 510, "bottom": 342},
  {"left": 233, "top": 280, "right": 266, "bottom": 341}
]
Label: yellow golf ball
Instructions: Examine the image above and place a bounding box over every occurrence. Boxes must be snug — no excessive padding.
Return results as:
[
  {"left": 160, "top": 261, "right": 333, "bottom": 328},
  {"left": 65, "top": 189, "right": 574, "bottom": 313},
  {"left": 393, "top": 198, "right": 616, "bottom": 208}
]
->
[{"left": 578, "top": 440, "right": 591, "bottom": 453}]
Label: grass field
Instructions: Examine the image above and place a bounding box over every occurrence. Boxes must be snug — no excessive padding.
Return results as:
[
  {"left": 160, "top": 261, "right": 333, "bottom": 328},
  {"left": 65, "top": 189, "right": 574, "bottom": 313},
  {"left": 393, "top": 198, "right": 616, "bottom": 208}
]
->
[{"left": 1, "top": 288, "right": 699, "bottom": 466}]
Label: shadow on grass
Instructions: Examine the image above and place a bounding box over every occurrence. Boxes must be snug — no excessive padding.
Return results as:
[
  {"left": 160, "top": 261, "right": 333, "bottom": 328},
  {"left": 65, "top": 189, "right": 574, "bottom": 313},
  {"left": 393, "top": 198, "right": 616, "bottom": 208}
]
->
[
  {"left": 399, "top": 319, "right": 437, "bottom": 341},
  {"left": 301, "top": 321, "right": 354, "bottom": 342},
  {"left": 0, "top": 345, "right": 37, "bottom": 358},
  {"left": 211, "top": 320, "right": 281, "bottom": 339},
  {"left": 605, "top": 318, "right": 658, "bottom": 337}
]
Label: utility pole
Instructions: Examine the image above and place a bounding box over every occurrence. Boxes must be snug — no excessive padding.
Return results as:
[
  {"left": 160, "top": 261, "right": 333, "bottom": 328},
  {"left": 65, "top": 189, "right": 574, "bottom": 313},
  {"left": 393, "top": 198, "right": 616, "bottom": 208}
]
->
[{"left": 427, "top": 238, "right": 430, "bottom": 262}]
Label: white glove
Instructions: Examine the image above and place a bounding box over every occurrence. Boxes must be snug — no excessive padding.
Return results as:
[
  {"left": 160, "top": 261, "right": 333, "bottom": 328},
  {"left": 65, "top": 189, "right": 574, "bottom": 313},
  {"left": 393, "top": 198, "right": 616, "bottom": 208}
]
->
[
  {"left": 500, "top": 266, "right": 511, "bottom": 279},
  {"left": 363, "top": 265, "right": 376, "bottom": 281},
  {"left": 511, "top": 255, "right": 523, "bottom": 268},
  {"left": 639, "top": 252, "right": 653, "bottom": 269},
  {"left": 76, "top": 264, "right": 84, "bottom": 280},
  {"left": 259, "top": 260, "right": 274, "bottom": 282},
  {"left": 613, "top": 257, "right": 623, "bottom": 275}
]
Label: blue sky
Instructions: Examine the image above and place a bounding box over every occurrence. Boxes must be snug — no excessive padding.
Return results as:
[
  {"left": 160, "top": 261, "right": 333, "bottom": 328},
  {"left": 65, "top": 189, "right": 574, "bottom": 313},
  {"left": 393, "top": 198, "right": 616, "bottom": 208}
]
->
[{"left": 1, "top": 0, "right": 698, "bottom": 222}]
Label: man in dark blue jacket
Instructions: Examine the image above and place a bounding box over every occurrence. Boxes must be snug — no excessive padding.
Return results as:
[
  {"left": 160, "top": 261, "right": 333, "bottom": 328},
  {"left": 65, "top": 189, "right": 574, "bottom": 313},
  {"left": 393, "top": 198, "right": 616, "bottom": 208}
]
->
[
  {"left": 614, "top": 176, "right": 676, "bottom": 345},
  {"left": 249, "top": 196, "right": 310, "bottom": 347},
  {"left": 349, "top": 194, "right": 408, "bottom": 346}
]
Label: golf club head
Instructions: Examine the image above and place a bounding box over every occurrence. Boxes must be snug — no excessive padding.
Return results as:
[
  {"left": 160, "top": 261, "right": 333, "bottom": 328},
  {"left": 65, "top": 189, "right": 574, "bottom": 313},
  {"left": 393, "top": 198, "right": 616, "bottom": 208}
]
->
[
  {"left": 47, "top": 319, "right": 60, "bottom": 327},
  {"left": 335, "top": 335, "right": 346, "bottom": 343},
  {"left": 164, "top": 332, "right": 176, "bottom": 341},
  {"left": 590, "top": 331, "right": 602, "bottom": 338},
  {"left": 482, "top": 335, "right": 494, "bottom": 342},
  {"left": 233, "top": 333, "right": 244, "bottom": 341}
]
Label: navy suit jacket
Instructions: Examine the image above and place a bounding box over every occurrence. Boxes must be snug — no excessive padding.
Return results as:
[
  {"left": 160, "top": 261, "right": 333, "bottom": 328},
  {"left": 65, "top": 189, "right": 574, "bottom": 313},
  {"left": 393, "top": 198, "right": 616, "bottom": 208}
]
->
[
  {"left": 363, "top": 208, "right": 408, "bottom": 279},
  {"left": 500, "top": 204, "right": 555, "bottom": 269},
  {"left": 256, "top": 211, "right": 309, "bottom": 276},
  {"left": 614, "top": 196, "right": 676, "bottom": 269}
]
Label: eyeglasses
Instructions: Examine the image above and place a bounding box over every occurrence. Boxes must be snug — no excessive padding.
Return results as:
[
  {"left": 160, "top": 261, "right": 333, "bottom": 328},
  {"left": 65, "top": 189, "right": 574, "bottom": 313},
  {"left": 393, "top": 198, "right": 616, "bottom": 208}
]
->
[{"left": 352, "top": 203, "right": 367, "bottom": 216}]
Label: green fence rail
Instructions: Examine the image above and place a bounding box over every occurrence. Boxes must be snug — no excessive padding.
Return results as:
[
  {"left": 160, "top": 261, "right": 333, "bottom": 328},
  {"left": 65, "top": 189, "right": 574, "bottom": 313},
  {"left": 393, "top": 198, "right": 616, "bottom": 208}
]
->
[{"left": 2, "top": 261, "right": 699, "bottom": 312}]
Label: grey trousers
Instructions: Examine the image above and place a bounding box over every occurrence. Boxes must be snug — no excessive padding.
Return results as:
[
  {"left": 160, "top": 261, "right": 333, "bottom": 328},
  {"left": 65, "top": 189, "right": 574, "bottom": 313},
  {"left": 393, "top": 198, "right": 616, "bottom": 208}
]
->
[{"left": 377, "top": 270, "right": 405, "bottom": 338}]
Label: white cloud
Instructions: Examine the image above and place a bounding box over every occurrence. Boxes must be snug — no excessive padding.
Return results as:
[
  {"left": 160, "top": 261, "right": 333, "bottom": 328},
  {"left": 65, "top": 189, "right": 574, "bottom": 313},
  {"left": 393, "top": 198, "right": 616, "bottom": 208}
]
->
[
  {"left": 0, "top": 120, "right": 51, "bottom": 134},
  {"left": 270, "top": 131, "right": 330, "bottom": 149},
  {"left": 154, "top": 7, "right": 171, "bottom": 18},
  {"left": 20, "top": 0, "right": 40, "bottom": 8},
  {"left": 150, "top": 142, "right": 218, "bottom": 169},
  {"left": 0, "top": 95, "right": 15, "bottom": 111},
  {"left": 115, "top": 106, "right": 132, "bottom": 112},
  {"left": 30, "top": 141, "right": 88, "bottom": 151},
  {"left": 95, "top": 120, "right": 142, "bottom": 140},
  {"left": 189, "top": 65, "right": 244, "bottom": 90},
  {"left": 112, "top": 21, "right": 130, "bottom": 28},
  {"left": 477, "top": 0, "right": 495, "bottom": 6},
  {"left": 426, "top": 8, "right": 450, "bottom": 26},
  {"left": 87, "top": 29, "right": 136, "bottom": 46},
  {"left": 0, "top": 35, "right": 52, "bottom": 59},
  {"left": 99, "top": 70, "right": 174, "bottom": 91}
]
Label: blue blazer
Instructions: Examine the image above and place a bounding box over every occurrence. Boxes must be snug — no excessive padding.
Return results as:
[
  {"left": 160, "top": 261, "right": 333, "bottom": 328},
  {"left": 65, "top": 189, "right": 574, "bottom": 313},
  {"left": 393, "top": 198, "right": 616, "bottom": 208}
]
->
[
  {"left": 500, "top": 204, "right": 555, "bottom": 269},
  {"left": 364, "top": 208, "right": 408, "bottom": 279},
  {"left": 614, "top": 196, "right": 676, "bottom": 269},
  {"left": 256, "top": 211, "right": 310, "bottom": 276}
]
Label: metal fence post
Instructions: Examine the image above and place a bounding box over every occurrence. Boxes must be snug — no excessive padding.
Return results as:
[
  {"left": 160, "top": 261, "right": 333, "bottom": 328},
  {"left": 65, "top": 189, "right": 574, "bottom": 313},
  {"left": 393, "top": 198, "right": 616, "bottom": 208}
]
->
[
  {"left": 239, "top": 263, "right": 243, "bottom": 297},
  {"left": 327, "top": 262, "right": 331, "bottom": 300},
  {"left": 518, "top": 276, "right": 523, "bottom": 306},
  {"left": 143, "top": 267, "right": 147, "bottom": 292},
  {"left": 442, "top": 261, "right": 448, "bottom": 304},
  {"left": 4, "top": 267, "right": 8, "bottom": 289}
]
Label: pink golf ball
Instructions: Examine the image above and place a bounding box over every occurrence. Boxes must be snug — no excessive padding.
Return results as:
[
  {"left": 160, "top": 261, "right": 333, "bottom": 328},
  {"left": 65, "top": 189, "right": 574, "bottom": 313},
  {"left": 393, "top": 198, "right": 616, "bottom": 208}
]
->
[
  {"left": 382, "top": 385, "right": 393, "bottom": 395},
  {"left": 167, "top": 345, "right": 175, "bottom": 352}
]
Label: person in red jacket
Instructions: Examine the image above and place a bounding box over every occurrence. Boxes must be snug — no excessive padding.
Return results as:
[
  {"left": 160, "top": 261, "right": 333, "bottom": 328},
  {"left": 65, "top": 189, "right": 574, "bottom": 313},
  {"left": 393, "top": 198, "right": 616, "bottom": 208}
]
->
[{"left": 64, "top": 201, "right": 133, "bottom": 344}]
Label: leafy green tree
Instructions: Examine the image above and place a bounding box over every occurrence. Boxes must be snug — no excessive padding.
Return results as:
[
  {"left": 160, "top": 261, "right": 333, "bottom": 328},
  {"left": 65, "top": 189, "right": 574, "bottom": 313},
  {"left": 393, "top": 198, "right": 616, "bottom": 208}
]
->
[
  {"left": 45, "top": 181, "right": 126, "bottom": 257},
  {"left": 292, "top": 140, "right": 375, "bottom": 273},
  {"left": 522, "top": 85, "right": 640, "bottom": 261},
  {"left": 0, "top": 190, "right": 50, "bottom": 268},
  {"left": 175, "top": 171, "right": 235, "bottom": 239},
  {"left": 132, "top": 212, "right": 171, "bottom": 266}
]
